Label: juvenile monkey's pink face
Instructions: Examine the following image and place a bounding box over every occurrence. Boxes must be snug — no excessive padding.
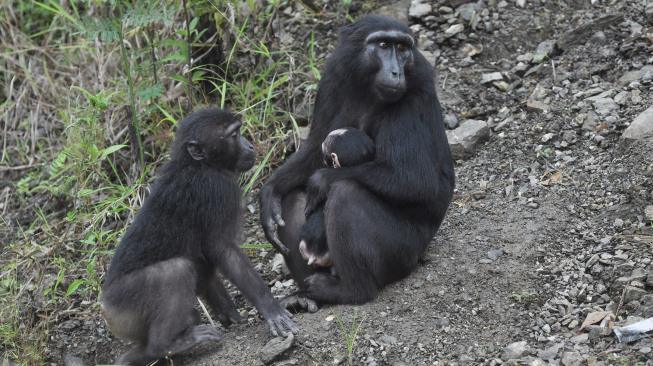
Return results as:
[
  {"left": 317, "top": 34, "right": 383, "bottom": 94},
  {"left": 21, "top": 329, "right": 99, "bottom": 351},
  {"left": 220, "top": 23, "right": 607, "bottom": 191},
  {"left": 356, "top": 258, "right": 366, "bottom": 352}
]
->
[
  {"left": 322, "top": 128, "right": 348, "bottom": 168},
  {"left": 299, "top": 240, "right": 333, "bottom": 268}
]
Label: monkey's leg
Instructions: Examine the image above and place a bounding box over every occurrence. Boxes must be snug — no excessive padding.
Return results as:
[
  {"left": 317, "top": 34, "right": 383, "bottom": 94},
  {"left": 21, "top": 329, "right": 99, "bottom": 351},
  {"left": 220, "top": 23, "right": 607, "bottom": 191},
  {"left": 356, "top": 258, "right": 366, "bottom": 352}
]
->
[
  {"left": 305, "top": 181, "right": 430, "bottom": 304},
  {"left": 299, "top": 208, "right": 329, "bottom": 265},
  {"left": 118, "top": 325, "right": 222, "bottom": 366},
  {"left": 278, "top": 190, "right": 314, "bottom": 283},
  {"left": 165, "top": 324, "right": 223, "bottom": 354},
  {"left": 110, "top": 258, "right": 221, "bottom": 365},
  {"left": 277, "top": 190, "right": 319, "bottom": 313}
]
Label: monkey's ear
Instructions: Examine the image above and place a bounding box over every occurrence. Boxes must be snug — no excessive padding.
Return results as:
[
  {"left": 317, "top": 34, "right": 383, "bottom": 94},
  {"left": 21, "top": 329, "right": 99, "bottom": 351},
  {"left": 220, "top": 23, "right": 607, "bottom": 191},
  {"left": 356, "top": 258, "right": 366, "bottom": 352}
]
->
[{"left": 186, "top": 141, "right": 205, "bottom": 161}]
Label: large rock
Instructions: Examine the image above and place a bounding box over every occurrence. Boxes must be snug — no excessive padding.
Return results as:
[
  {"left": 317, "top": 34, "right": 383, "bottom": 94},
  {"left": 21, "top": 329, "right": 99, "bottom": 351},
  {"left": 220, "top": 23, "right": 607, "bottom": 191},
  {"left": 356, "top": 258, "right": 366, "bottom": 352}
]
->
[
  {"left": 587, "top": 96, "right": 619, "bottom": 116},
  {"left": 409, "top": 0, "right": 431, "bottom": 18},
  {"left": 618, "top": 65, "right": 653, "bottom": 86},
  {"left": 560, "top": 351, "right": 583, "bottom": 366},
  {"left": 457, "top": 2, "right": 480, "bottom": 22},
  {"left": 376, "top": 0, "right": 410, "bottom": 23},
  {"left": 445, "top": 24, "right": 465, "bottom": 35},
  {"left": 533, "top": 40, "right": 557, "bottom": 63},
  {"left": 623, "top": 285, "right": 647, "bottom": 303},
  {"left": 537, "top": 342, "right": 563, "bottom": 360},
  {"left": 260, "top": 334, "right": 294, "bottom": 364},
  {"left": 502, "top": 340, "right": 529, "bottom": 360},
  {"left": 446, "top": 119, "right": 490, "bottom": 160},
  {"left": 481, "top": 72, "right": 503, "bottom": 84},
  {"left": 622, "top": 105, "right": 653, "bottom": 140}
]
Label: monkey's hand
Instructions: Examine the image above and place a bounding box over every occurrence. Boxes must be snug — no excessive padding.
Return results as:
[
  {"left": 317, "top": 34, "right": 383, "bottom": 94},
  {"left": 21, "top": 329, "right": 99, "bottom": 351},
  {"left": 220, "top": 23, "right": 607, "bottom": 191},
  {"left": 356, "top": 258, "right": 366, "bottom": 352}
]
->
[
  {"left": 280, "top": 293, "right": 319, "bottom": 313},
  {"left": 265, "top": 308, "right": 299, "bottom": 337},
  {"left": 260, "top": 185, "right": 289, "bottom": 255},
  {"left": 305, "top": 169, "right": 330, "bottom": 216}
]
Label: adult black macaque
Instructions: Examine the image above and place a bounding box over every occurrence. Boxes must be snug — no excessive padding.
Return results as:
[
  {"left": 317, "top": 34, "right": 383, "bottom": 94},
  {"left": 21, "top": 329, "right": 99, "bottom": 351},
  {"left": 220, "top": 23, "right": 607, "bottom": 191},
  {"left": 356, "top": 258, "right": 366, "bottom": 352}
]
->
[
  {"left": 101, "top": 108, "right": 297, "bottom": 365},
  {"left": 260, "top": 16, "right": 455, "bottom": 307},
  {"left": 299, "top": 127, "right": 375, "bottom": 269}
]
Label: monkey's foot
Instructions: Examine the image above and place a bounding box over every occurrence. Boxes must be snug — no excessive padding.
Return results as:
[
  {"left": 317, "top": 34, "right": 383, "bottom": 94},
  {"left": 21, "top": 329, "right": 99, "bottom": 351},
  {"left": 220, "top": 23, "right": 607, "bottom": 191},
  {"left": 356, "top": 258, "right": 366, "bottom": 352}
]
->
[
  {"left": 280, "top": 293, "right": 319, "bottom": 313},
  {"left": 190, "top": 324, "right": 224, "bottom": 343},
  {"left": 168, "top": 324, "right": 223, "bottom": 355}
]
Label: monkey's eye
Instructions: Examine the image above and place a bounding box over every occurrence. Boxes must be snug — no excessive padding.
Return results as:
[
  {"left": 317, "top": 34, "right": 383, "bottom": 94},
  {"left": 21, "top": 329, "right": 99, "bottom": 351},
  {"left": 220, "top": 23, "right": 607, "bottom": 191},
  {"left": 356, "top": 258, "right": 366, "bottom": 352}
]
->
[
  {"left": 397, "top": 43, "right": 407, "bottom": 52},
  {"left": 230, "top": 131, "right": 239, "bottom": 138},
  {"left": 378, "top": 41, "right": 389, "bottom": 49}
]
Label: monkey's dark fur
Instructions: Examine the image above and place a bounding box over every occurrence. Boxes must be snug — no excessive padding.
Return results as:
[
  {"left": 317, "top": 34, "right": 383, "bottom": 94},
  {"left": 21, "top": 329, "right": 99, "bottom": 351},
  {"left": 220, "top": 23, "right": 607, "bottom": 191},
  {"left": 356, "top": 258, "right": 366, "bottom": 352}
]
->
[
  {"left": 260, "top": 16, "right": 455, "bottom": 306},
  {"left": 299, "top": 127, "right": 375, "bottom": 269},
  {"left": 102, "top": 108, "right": 296, "bottom": 365}
]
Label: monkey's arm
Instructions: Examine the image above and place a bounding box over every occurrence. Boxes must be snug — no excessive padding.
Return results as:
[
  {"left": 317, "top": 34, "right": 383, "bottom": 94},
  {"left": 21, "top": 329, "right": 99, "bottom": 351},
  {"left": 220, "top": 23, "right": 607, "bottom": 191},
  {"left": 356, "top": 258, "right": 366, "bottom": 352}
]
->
[
  {"left": 305, "top": 110, "right": 454, "bottom": 217},
  {"left": 214, "top": 245, "right": 298, "bottom": 337},
  {"left": 260, "top": 143, "right": 323, "bottom": 253}
]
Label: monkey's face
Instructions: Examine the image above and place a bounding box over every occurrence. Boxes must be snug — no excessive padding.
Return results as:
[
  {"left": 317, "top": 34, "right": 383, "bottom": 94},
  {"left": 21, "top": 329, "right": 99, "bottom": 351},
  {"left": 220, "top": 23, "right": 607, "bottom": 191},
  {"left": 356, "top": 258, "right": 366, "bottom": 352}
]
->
[
  {"left": 184, "top": 115, "right": 256, "bottom": 172},
  {"left": 232, "top": 135, "right": 256, "bottom": 172},
  {"left": 363, "top": 30, "right": 415, "bottom": 103}
]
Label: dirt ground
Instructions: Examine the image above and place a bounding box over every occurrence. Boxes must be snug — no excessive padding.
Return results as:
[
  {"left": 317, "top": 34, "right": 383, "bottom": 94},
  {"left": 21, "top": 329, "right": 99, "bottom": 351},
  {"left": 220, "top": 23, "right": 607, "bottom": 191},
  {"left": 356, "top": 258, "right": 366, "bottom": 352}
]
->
[{"left": 43, "top": 0, "right": 653, "bottom": 365}]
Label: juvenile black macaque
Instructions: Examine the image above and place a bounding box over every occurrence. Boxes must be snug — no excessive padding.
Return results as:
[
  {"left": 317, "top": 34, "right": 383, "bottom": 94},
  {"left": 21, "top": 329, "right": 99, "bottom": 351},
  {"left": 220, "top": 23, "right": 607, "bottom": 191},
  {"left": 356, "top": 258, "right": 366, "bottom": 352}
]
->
[
  {"left": 101, "top": 108, "right": 297, "bottom": 366},
  {"left": 299, "top": 128, "right": 375, "bottom": 270}
]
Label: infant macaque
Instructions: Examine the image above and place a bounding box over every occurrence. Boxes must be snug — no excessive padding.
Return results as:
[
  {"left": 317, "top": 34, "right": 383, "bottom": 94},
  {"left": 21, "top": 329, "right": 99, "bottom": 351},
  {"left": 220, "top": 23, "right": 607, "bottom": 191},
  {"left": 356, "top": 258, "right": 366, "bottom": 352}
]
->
[{"left": 299, "top": 128, "right": 375, "bottom": 272}]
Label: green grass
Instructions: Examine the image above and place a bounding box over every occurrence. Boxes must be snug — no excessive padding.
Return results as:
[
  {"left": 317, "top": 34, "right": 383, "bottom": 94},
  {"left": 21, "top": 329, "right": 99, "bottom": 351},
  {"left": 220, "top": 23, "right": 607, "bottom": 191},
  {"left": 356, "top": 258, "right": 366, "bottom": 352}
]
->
[
  {"left": 335, "top": 310, "right": 366, "bottom": 366},
  {"left": 509, "top": 290, "right": 538, "bottom": 304},
  {"left": 0, "top": 0, "right": 326, "bottom": 363}
]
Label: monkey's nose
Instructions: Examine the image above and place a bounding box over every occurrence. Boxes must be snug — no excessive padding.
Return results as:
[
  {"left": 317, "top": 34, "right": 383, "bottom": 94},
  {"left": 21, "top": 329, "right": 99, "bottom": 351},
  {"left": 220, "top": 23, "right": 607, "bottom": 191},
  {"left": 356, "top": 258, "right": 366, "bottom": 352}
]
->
[{"left": 241, "top": 137, "right": 254, "bottom": 150}]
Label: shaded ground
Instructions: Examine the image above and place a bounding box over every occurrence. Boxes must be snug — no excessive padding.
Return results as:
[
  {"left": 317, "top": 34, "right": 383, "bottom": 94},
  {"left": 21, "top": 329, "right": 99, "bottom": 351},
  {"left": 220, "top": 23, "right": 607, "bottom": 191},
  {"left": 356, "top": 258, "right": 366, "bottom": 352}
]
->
[{"left": 36, "top": 0, "right": 653, "bottom": 365}]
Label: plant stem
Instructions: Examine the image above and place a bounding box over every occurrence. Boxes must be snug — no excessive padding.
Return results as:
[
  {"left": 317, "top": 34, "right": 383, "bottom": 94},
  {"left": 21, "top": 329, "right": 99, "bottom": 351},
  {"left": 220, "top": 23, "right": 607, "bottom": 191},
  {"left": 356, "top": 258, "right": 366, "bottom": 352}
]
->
[
  {"left": 148, "top": 26, "right": 159, "bottom": 85},
  {"left": 182, "top": 0, "right": 193, "bottom": 109},
  {"left": 118, "top": 19, "right": 144, "bottom": 172}
]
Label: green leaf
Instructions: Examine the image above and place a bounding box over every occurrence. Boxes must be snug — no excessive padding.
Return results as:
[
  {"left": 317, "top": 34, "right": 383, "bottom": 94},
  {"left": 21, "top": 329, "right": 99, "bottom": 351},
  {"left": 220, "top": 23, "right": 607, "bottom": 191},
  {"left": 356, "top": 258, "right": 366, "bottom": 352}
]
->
[
  {"left": 191, "top": 70, "right": 206, "bottom": 82},
  {"left": 89, "top": 144, "right": 100, "bottom": 159},
  {"left": 49, "top": 151, "right": 67, "bottom": 177},
  {"left": 86, "top": 258, "right": 96, "bottom": 276},
  {"left": 65, "top": 211, "right": 76, "bottom": 222},
  {"left": 189, "top": 17, "right": 199, "bottom": 33},
  {"left": 79, "top": 17, "right": 119, "bottom": 43},
  {"left": 161, "top": 53, "right": 188, "bottom": 63},
  {"left": 66, "top": 279, "right": 85, "bottom": 296},
  {"left": 99, "top": 144, "right": 126, "bottom": 160},
  {"left": 70, "top": 86, "right": 109, "bottom": 110},
  {"left": 81, "top": 233, "right": 96, "bottom": 245},
  {"left": 136, "top": 84, "right": 164, "bottom": 102},
  {"left": 160, "top": 39, "right": 188, "bottom": 62},
  {"left": 155, "top": 104, "right": 178, "bottom": 126}
]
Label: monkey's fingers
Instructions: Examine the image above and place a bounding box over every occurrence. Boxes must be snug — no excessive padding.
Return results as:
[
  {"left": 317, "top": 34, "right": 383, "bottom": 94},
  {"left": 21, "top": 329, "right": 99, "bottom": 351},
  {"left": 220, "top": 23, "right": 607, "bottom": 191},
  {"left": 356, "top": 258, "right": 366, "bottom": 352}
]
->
[
  {"left": 271, "top": 198, "right": 286, "bottom": 227},
  {"left": 280, "top": 294, "right": 319, "bottom": 313},
  {"left": 306, "top": 299, "right": 319, "bottom": 313},
  {"left": 270, "top": 314, "right": 298, "bottom": 336},
  {"left": 281, "top": 316, "right": 299, "bottom": 334},
  {"left": 267, "top": 319, "right": 281, "bottom": 337},
  {"left": 304, "top": 197, "right": 320, "bottom": 217},
  {"left": 264, "top": 218, "right": 289, "bottom": 255},
  {"left": 267, "top": 319, "right": 291, "bottom": 337},
  {"left": 298, "top": 240, "right": 310, "bottom": 261}
]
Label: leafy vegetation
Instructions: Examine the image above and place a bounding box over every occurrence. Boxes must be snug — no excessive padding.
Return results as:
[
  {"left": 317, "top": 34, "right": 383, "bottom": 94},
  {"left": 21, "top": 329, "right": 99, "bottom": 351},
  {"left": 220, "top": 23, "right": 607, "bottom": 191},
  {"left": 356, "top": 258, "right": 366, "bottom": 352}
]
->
[
  {"left": 335, "top": 310, "right": 366, "bottom": 366},
  {"left": 0, "top": 0, "right": 324, "bottom": 363},
  {"left": 509, "top": 290, "right": 539, "bottom": 304}
]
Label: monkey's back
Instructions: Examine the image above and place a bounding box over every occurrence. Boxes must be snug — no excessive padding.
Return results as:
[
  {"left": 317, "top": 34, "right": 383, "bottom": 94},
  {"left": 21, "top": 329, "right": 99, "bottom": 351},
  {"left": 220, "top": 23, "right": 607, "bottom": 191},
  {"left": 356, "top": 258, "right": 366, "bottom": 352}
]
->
[{"left": 103, "top": 161, "right": 241, "bottom": 286}]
